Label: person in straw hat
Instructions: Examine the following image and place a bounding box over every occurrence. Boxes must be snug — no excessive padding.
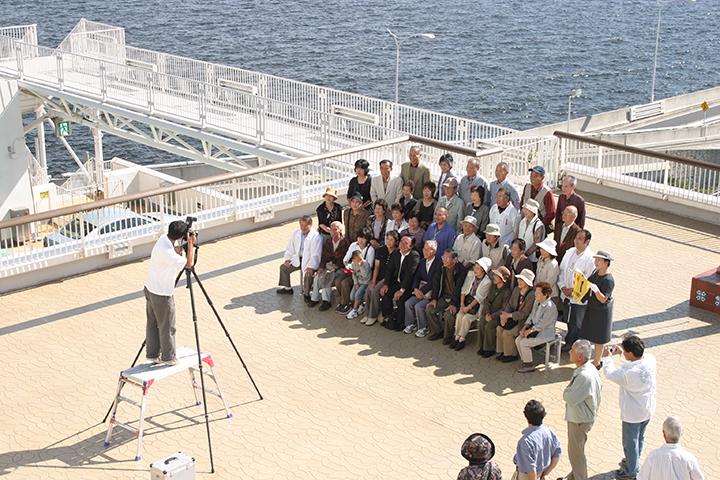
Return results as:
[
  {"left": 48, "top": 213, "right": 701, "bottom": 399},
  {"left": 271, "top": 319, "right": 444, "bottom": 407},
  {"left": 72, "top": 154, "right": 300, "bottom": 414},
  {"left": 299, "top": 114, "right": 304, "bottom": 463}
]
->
[
  {"left": 453, "top": 216, "right": 482, "bottom": 269},
  {"left": 517, "top": 198, "right": 545, "bottom": 263},
  {"left": 480, "top": 224, "right": 510, "bottom": 269},
  {"left": 515, "top": 281, "right": 559, "bottom": 373},
  {"left": 451, "top": 257, "right": 493, "bottom": 351},
  {"left": 315, "top": 187, "right": 342, "bottom": 236},
  {"left": 477, "top": 266, "right": 512, "bottom": 358},
  {"left": 495, "top": 268, "right": 536, "bottom": 363}
]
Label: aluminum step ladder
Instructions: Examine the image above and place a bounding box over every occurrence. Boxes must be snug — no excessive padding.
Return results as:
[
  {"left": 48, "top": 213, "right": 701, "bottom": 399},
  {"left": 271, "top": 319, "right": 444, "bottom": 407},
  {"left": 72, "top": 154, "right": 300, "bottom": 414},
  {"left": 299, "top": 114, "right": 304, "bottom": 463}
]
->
[{"left": 103, "top": 346, "right": 232, "bottom": 460}]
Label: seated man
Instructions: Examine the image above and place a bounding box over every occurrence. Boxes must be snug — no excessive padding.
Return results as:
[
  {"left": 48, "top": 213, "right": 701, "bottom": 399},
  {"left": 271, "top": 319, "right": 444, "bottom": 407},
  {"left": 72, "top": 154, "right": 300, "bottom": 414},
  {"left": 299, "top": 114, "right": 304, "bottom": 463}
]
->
[
  {"left": 277, "top": 215, "right": 321, "bottom": 301},
  {"left": 426, "top": 249, "right": 467, "bottom": 343},
  {"left": 379, "top": 236, "right": 420, "bottom": 331},
  {"left": 403, "top": 240, "right": 440, "bottom": 337},
  {"left": 308, "top": 221, "right": 350, "bottom": 311},
  {"left": 495, "top": 269, "right": 536, "bottom": 363}
]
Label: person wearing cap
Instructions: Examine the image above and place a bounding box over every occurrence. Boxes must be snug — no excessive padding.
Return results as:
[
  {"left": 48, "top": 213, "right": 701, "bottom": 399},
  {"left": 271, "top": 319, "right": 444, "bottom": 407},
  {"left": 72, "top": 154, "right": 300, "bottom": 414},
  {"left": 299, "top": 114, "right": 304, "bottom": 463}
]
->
[
  {"left": 554, "top": 205, "right": 581, "bottom": 263},
  {"left": 459, "top": 158, "right": 489, "bottom": 206},
  {"left": 437, "top": 176, "right": 465, "bottom": 232},
  {"left": 347, "top": 158, "right": 373, "bottom": 209},
  {"left": 505, "top": 238, "right": 533, "bottom": 291},
  {"left": 480, "top": 224, "right": 510, "bottom": 269},
  {"left": 522, "top": 165, "right": 557, "bottom": 233},
  {"left": 515, "top": 281, "right": 559, "bottom": 372},
  {"left": 453, "top": 216, "right": 482, "bottom": 269},
  {"left": 451, "top": 257, "right": 492, "bottom": 351},
  {"left": 426, "top": 249, "right": 467, "bottom": 342},
  {"left": 489, "top": 188, "right": 520, "bottom": 247},
  {"left": 456, "top": 432, "right": 503, "bottom": 480},
  {"left": 495, "top": 268, "right": 536, "bottom": 362},
  {"left": 534, "top": 237, "right": 560, "bottom": 302},
  {"left": 413, "top": 181, "right": 437, "bottom": 230},
  {"left": 343, "top": 193, "right": 370, "bottom": 242},
  {"left": 558, "top": 229, "right": 595, "bottom": 352},
  {"left": 401, "top": 145, "right": 430, "bottom": 200},
  {"left": 554, "top": 174, "right": 586, "bottom": 234},
  {"left": 370, "top": 159, "right": 403, "bottom": 206},
  {"left": 581, "top": 250, "right": 616, "bottom": 368},
  {"left": 366, "top": 199, "right": 389, "bottom": 250},
  {"left": 486, "top": 161, "right": 521, "bottom": 209},
  {"left": 423, "top": 207, "right": 457, "bottom": 261},
  {"left": 517, "top": 198, "right": 545, "bottom": 263},
  {"left": 465, "top": 186, "right": 490, "bottom": 241},
  {"left": 316, "top": 188, "right": 343, "bottom": 236},
  {"left": 435, "top": 153, "right": 456, "bottom": 201},
  {"left": 403, "top": 240, "right": 441, "bottom": 337},
  {"left": 477, "top": 266, "right": 512, "bottom": 357}
]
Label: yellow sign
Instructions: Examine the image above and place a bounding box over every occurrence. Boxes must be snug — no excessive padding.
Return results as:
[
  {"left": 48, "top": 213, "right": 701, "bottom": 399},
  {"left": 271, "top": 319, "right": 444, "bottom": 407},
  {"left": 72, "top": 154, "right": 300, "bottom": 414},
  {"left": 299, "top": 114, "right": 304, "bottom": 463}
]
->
[
  {"left": 39, "top": 191, "right": 49, "bottom": 199},
  {"left": 701, "top": 101, "right": 709, "bottom": 112},
  {"left": 572, "top": 270, "right": 591, "bottom": 303}
]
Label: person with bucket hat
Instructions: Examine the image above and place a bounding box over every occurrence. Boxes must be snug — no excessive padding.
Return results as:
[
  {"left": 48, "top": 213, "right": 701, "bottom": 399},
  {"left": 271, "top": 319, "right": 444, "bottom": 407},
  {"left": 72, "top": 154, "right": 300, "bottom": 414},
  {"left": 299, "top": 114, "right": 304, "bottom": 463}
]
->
[
  {"left": 456, "top": 432, "right": 502, "bottom": 480},
  {"left": 521, "top": 165, "right": 556, "bottom": 233},
  {"left": 515, "top": 281, "right": 559, "bottom": 373},
  {"left": 316, "top": 188, "right": 343, "bottom": 236},
  {"left": 581, "top": 250, "right": 616, "bottom": 368},
  {"left": 480, "top": 224, "right": 510, "bottom": 269},
  {"left": 453, "top": 216, "right": 482, "bottom": 269},
  {"left": 477, "top": 266, "right": 512, "bottom": 358},
  {"left": 534, "top": 237, "right": 560, "bottom": 302},
  {"left": 451, "top": 257, "right": 493, "bottom": 351},
  {"left": 489, "top": 188, "right": 520, "bottom": 247},
  {"left": 517, "top": 198, "right": 545, "bottom": 263},
  {"left": 437, "top": 176, "right": 465, "bottom": 232},
  {"left": 495, "top": 268, "right": 536, "bottom": 363}
]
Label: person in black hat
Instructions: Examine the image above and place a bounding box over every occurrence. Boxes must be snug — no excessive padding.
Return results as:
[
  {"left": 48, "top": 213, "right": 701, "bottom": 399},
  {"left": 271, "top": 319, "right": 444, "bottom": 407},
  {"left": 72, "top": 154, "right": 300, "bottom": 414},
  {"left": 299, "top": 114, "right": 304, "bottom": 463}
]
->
[
  {"left": 521, "top": 165, "right": 556, "bottom": 233},
  {"left": 457, "top": 432, "right": 502, "bottom": 480},
  {"left": 581, "top": 250, "right": 616, "bottom": 368}
]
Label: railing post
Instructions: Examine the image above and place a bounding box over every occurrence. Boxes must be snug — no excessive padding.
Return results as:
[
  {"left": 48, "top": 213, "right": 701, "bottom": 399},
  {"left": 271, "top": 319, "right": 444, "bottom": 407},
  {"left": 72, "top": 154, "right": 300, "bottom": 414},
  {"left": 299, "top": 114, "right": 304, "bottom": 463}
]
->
[
  {"left": 456, "top": 119, "right": 468, "bottom": 146},
  {"left": 597, "top": 146, "right": 604, "bottom": 171},
  {"left": 233, "top": 178, "right": 241, "bottom": 219},
  {"left": 662, "top": 160, "right": 670, "bottom": 197},
  {"left": 100, "top": 63, "right": 107, "bottom": 101},
  {"left": 199, "top": 83, "right": 207, "bottom": 128},
  {"left": 257, "top": 97, "right": 266, "bottom": 145},
  {"left": 55, "top": 52, "right": 64, "bottom": 89},
  {"left": 15, "top": 43, "right": 24, "bottom": 79},
  {"left": 147, "top": 77, "right": 155, "bottom": 114},
  {"left": 297, "top": 165, "right": 305, "bottom": 204}
]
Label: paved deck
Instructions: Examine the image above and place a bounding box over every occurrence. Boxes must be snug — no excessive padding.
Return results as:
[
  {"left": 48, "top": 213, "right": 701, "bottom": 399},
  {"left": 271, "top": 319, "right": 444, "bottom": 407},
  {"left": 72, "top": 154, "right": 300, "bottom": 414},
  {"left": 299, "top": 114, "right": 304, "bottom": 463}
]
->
[{"left": 1, "top": 193, "right": 719, "bottom": 479}]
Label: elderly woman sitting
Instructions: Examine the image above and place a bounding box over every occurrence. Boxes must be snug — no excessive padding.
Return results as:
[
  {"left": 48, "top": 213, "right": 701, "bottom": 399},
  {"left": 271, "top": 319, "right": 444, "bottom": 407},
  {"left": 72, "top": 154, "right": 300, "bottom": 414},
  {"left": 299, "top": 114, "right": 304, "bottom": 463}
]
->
[
  {"left": 456, "top": 432, "right": 502, "bottom": 480},
  {"left": 450, "top": 257, "right": 492, "bottom": 351},
  {"left": 515, "top": 281, "right": 558, "bottom": 373}
]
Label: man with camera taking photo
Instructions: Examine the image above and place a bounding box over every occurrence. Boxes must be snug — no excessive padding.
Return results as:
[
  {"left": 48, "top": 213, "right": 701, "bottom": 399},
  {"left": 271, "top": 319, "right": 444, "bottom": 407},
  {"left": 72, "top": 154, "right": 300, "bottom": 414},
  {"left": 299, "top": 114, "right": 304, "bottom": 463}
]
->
[{"left": 143, "top": 220, "right": 196, "bottom": 366}]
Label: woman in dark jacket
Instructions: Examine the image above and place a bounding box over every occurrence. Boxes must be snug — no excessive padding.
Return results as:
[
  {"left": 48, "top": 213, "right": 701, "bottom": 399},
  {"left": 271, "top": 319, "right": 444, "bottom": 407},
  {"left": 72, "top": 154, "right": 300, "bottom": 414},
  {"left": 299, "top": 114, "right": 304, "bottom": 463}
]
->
[
  {"left": 315, "top": 187, "right": 342, "bottom": 236},
  {"left": 477, "top": 266, "right": 512, "bottom": 357},
  {"left": 581, "top": 250, "right": 615, "bottom": 368},
  {"left": 347, "top": 158, "right": 372, "bottom": 209}
]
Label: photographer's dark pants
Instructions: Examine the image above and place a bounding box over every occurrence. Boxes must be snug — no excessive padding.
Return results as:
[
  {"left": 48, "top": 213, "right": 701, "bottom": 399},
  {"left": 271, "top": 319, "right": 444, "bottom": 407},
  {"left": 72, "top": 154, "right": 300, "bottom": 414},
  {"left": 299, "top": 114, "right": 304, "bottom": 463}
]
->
[{"left": 144, "top": 287, "right": 177, "bottom": 361}]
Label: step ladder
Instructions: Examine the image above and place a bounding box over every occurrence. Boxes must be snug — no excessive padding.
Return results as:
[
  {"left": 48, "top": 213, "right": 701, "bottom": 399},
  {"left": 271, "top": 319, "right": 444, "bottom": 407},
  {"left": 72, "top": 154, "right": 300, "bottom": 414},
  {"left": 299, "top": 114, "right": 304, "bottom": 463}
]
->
[{"left": 103, "top": 346, "right": 232, "bottom": 461}]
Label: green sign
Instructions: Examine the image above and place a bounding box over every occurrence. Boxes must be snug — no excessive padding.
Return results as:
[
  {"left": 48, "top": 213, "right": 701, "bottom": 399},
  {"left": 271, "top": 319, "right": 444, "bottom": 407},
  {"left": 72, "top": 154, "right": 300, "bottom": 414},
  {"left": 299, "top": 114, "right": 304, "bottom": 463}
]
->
[{"left": 56, "top": 121, "right": 71, "bottom": 137}]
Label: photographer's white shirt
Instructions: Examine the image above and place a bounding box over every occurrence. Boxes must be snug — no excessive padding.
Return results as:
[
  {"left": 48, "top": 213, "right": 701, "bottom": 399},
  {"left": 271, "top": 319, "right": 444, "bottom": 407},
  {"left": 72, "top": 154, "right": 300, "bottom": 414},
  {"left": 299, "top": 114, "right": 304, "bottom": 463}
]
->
[
  {"left": 145, "top": 235, "right": 187, "bottom": 296},
  {"left": 603, "top": 353, "right": 657, "bottom": 423}
]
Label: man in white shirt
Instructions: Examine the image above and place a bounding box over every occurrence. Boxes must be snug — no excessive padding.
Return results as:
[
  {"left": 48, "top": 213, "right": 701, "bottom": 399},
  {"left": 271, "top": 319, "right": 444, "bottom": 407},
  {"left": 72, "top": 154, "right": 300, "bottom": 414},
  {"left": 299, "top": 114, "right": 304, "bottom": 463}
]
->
[
  {"left": 488, "top": 188, "right": 520, "bottom": 247},
  {"left": 639, "top": 416, "right": 704, "bottom": 480},
  {"left": 558, "top": 229, "right": 595, "bottom": 351},
  {"left": 277, "top": 215, "right": 320, "bottom": 301},
  {"left": 452, "top": 216, "right": 482, "bottom": 269},
  {"left": 602, "top": 335, "right": 658, "bottom": 480},
  {"left": 144, "top": 220, "right": 195, "bottom": 366},
  {"left": 370, "top": 159, "right": 403, "bottom": 205}
]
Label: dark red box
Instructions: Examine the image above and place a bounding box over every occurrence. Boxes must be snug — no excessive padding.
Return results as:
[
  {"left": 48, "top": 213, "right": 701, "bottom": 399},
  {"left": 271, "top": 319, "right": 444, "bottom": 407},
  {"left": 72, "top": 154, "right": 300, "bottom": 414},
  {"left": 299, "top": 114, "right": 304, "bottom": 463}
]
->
[{"left": 690, "top": 268, "right": 720, "bottom": 314}]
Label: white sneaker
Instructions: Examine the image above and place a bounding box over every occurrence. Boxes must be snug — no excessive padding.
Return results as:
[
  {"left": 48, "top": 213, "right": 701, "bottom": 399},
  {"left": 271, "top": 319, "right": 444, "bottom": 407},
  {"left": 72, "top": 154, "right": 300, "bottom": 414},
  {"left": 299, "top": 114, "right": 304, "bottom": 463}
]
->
[
  {"left": 346, "top": 308, "right": 358, "bottom": 320},
  {"left": 365, "top": 317, "right": 377, "bottom": 326},
  {"left": 357, "top": 305, "right": 366, "bottom": 316},
  {"left": 359, "top": 316, "right": 367, "bottom": 324},
  {"left": 403, "top": 325, "right": 417, "bottom": 334},
  {"left": 415, "top": 328, "right": 429, "bottom": 338}
]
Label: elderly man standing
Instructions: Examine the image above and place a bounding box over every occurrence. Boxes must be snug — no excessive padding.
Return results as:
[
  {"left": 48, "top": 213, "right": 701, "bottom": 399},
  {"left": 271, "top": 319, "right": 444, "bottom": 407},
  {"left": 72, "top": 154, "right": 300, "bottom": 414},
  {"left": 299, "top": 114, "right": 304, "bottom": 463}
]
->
[
  {"left": 603, "top": 335, "right": 657, "bottom": 480},
  {"left": 522, "top": 165, "right": 556, "bottom": 233},
  {"left": 343, "top": 193, "right": 370, "bottom": 242},
  {"left": 401, "top": 145, "right": 430, "bottom": 199},
  {"left": 459, "top": 158, "right": 489, "bottom": 206},
  {"left": 453, "top": 216, "right": 482, "bottom": 269},
  {"left": 423, "top": 207, "right": 457, "bottom": 261},
  {"left": 554, "top": 174, "right": 586, "bottom": 233},
  {"left": 489, "top": 188, "right": 520, "bottom": 247},
  {"left": 370, "top": 159, "right": 403, "bottom": 205},
  {"left": 486, "top": 161, "right": 520, "bottom": 208},
  {"left": 277, "top": 215, "right": 321, "bottom": 301},
  {"left": 513, "top": 400, "right": 562, "bottom": 480},
  {"left": 561, "top": 339, "right": 602, "bottom": 480},
  {"left": 403, "top": 240, "right": 440, "bottom": 337},
  {"left": 436, "top": 177, "right": 465, "bottom": 232},
  {"left": 558, "top": 229, "right": 595, "bottom": 351},
  {"left": 639, "top": 417, "right": 705, "bottom": 480},
  {"left": 554, "top": 205, "right": 581, "bottom": 263},
  {"left": 308, "top": 221, "right": 350, "bottom": 311}
]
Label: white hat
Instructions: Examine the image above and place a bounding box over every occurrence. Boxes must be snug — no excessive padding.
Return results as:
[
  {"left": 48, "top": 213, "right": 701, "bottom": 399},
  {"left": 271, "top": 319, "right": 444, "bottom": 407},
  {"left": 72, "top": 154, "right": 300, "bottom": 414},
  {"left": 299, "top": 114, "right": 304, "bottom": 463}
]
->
[
  {"left": 484, "top": 224, "right": 501, "bottom": 236},
  {"left": 516, "top": 268, "right": 535, "bottom": 288},
  {"left": 474, "top": 257, "right": 492, "bottom": 273},
  {"left": 461, "top": 216, "right": 478, "bottom": 228},
  {"left": 536, "top": 237, "right": 557, "bottom": 257},
  {"left": 522, "top": 198, "right": 540, "bottom": 215}
]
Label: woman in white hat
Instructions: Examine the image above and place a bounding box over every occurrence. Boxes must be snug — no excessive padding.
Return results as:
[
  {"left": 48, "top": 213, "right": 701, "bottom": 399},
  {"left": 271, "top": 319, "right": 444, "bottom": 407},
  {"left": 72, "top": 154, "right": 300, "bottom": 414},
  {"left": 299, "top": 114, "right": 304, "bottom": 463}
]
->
[
  {"left": 495, "top": 268, "right": 536, "bottom": 363},
  {"left": 451, "top": 257, "right": 493, "bottom": 351},
  {"left": 534, "top": 237, "right": 560, "bottom": 303},
  {"left": 515, "top": 281, "right": 558, "bottom": 373},
  {"left": 581, "top": 250, "right": 616, "bottom": 368},
  {"left": 517, "top": 198, "right": 545, "bottom": 263},
  {"left": 480, "top": 224, "right": 510, "bottom": 270},
  {"left": 476, "top": 266, "right": 512, "bottom": 357}
]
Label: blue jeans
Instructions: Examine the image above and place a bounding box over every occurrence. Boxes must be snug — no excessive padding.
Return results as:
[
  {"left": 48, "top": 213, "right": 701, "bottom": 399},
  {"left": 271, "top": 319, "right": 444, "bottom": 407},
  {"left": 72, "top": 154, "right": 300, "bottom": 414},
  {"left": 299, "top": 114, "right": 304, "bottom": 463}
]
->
[
  {"left": 621, "top": 419, "right": 649, "bottom": 476},
  {"left": 350, "top": 283, "right": 367, "bottom": 303}
]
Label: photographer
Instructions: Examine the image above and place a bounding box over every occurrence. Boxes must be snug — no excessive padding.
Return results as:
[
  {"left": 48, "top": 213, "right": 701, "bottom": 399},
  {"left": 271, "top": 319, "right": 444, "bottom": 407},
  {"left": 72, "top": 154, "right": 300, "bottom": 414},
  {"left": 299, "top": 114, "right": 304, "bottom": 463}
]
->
[{"left": 143, "top": 220, "right": 196, "bottom": 366}]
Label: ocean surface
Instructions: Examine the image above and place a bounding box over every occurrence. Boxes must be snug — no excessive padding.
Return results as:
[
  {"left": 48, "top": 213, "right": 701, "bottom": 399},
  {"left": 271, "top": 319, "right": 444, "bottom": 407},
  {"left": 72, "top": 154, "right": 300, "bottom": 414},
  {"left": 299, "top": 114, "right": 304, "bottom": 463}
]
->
[{"left": 5, "top": 0, "right": 719, "bottom": 177}]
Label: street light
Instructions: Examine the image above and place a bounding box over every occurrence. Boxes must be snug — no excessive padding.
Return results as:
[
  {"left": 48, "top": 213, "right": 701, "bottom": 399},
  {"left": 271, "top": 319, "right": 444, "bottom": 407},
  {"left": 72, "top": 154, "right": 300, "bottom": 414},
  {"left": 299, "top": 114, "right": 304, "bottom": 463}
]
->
[
  {"left": 567, "top": 88, "right": 583, "bottom": 132},
  {"left": 386, "top": 29, "right": 435, "bottom": 105},
  {"left": 651, "top": 0, "right": 696, "bottom": 102}
]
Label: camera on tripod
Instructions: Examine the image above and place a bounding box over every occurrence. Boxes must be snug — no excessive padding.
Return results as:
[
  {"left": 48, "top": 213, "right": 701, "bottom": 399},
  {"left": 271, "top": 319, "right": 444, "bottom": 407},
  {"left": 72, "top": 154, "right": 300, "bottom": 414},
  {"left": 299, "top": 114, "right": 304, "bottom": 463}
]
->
[{"left": 184, "top": 216, "right": 198, "bottom": 239}]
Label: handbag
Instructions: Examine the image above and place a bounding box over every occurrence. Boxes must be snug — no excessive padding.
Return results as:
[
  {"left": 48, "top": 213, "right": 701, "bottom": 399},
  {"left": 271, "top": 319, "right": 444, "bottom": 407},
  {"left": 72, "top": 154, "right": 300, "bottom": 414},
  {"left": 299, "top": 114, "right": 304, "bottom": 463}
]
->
[{"left": 463, "top": 294, "right": 480, "bottom": 315}]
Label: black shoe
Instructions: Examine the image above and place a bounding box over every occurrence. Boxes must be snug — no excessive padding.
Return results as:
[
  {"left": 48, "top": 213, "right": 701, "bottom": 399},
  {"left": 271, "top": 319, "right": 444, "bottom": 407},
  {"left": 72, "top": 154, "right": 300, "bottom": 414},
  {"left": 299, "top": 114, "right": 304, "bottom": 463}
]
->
[
  {"left": 318, "top": 301, "right": 332, "bottom": 311},
  {"left": 481, "top": 350, "right": 494, "bottom": 358},
  {"left": 276, "top": 287, "right": 293, "bottom": 294},
  {"left": 384, "top": 320, "right": 395, "bottom": 329},
  {"left": 393, "top": 322, "right": 404, "bottom": 332},
  {"left": 307, "top": 300, "right": 319, "bottom": 307},
  {"left": 449, "top": 339, "right": 458, "bottom": 349},
  {"left": 454, "top": 340, "right": 466, "bottom": 351},
  {"left": 428, "top": 333, "right": 443, "bottom": 341},
  {"left": 500, "top": 355, "right": 519, "bottom": 363},
  {"left": 303, "top": 294, "right": 311, "bottom": 303},
  {"left": 336, "top": 304, "right": 351, "bottom": 315},
  {"left": 476, "top": 349, "right": 483, "bottom": 356},
  {"left": 442, "top": 337, "right": 453, "bottom": 345}
]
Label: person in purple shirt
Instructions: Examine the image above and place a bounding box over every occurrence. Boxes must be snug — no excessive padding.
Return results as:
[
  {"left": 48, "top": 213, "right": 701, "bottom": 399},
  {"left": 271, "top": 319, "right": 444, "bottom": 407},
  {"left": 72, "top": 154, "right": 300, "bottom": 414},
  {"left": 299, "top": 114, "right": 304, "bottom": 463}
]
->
[
  {"left": 513, "top": 400, "right": 562, "bottom": 480},
  {"left": 422, "top": 207, "right": 457, "bottom": 260}
]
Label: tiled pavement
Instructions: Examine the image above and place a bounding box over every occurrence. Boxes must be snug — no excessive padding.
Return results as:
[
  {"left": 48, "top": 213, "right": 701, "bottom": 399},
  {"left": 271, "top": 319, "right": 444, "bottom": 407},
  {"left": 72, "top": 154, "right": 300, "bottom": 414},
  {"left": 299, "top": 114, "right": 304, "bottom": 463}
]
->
[{"left": 1, "top": 193, "right": 719, "bottom": 479}]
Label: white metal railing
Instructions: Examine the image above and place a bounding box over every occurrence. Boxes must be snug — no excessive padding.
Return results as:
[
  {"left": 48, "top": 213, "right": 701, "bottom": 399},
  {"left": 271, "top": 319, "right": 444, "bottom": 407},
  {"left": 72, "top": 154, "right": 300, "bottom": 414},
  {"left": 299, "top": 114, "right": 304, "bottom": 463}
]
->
[{"left": 0, "top": 24, "right": 37, "bottom": 60}]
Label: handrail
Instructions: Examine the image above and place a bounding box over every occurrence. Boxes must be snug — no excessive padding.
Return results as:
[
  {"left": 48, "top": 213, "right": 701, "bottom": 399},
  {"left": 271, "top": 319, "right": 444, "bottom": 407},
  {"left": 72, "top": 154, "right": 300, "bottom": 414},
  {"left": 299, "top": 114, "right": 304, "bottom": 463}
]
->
[
  {"left": 554, "top": 131, "right": 720, "bottom": 172},
  {"left": 0, "top": 135, "right": 502, "bottom": 230}
]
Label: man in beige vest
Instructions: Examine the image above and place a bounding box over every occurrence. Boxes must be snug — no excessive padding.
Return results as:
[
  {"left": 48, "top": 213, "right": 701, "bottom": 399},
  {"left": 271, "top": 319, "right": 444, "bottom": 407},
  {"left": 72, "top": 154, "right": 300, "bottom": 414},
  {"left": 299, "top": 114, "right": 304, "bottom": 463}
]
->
[{"left": 521, "top": 165, "right": 556, "bottom": 234}]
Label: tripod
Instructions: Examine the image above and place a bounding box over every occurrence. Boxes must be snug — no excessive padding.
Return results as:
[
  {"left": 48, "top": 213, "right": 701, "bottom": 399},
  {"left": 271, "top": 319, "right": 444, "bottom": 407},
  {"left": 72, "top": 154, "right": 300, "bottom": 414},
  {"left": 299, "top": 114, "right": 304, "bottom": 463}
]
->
[{"left": 102, "top": 241, "right": 263, "bottom": 473}]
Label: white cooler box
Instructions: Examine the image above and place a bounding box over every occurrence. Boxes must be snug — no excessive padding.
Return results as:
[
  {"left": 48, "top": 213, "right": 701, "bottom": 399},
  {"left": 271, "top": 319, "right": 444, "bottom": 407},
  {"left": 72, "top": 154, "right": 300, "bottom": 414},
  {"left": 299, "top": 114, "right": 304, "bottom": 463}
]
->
[{"left": 150, "top": 452, "right": 195, "bottom": 479}]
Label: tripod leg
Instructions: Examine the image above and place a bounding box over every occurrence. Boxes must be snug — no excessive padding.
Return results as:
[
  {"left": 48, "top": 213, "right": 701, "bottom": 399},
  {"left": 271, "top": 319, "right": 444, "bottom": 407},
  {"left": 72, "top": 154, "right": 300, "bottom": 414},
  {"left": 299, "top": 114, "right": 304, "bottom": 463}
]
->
[
  {"left": 102, "top": 341, "right": 146, "bottom": 423},
  {"left": 191, "top": 269, "right": 264, "bottom": 401}
]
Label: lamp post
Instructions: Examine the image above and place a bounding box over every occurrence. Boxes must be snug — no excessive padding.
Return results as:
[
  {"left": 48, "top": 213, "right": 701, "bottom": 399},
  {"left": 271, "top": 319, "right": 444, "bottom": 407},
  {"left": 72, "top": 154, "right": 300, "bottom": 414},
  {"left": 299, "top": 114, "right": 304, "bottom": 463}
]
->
[
  {"left": 386, "top": 29, "right": 435, "bottom": 105},
  {"left": 567, "top": 88, "right": 583, "bottom": 132}
]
